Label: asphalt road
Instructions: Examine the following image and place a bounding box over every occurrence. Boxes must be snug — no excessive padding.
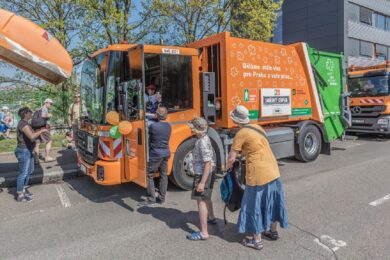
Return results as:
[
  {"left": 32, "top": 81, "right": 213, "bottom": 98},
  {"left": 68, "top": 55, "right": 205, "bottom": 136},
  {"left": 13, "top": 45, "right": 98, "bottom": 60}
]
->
[{"left": 0, "top": 135, "right": 389, "bottom": 260}]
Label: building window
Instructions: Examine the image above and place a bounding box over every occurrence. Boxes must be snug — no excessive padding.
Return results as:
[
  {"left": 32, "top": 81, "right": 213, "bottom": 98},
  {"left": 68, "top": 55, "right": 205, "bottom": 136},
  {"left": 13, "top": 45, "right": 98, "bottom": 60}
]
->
[
  {"left": 360, "top": 41, "right": 373, "bottom": 57},
  {"left": 386, "top": 17, "right": 390, "bottom": 31},
  {"left": 376, "top": 13, "right": 386, "bottom": 30},
  {"left": 375, "top": 44, "right": 387, "bottom": 60},
  {"left": 360, "top": 7, "right": 373, "bottom": 25}
]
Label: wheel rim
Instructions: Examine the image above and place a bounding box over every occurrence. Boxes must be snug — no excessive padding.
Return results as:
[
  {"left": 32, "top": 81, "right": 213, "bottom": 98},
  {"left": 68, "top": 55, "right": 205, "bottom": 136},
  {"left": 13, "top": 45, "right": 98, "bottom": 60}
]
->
[
  {"left": 183, "top": 151, "right": 195, "bottom": 177},
  {"left": 304, "top": 133, "right": 319, "bottom": 155}
]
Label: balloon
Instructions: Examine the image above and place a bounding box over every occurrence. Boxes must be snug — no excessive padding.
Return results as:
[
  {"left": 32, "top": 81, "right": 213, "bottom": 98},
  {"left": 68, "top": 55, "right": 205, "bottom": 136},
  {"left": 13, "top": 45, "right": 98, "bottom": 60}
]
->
[
  {"left": 105, "top": 111, "right": 120, "bottom": 125},
  {"left": 109, "top": 125, "right": 121, "bottom": 139},
  {"left": 118, "top": 121, "right": 133, "bottom": 135}
]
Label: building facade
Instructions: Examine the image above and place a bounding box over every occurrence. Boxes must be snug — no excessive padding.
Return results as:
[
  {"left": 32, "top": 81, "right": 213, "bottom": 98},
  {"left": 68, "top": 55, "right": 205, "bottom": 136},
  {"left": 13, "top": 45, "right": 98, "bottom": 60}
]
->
[{"left": 283, "top": 0, "right": 390, "bottom": 65}]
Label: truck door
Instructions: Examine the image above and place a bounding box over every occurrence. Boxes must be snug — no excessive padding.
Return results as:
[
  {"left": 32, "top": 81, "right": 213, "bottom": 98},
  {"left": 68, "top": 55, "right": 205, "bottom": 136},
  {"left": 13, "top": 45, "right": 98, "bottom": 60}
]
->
[
  {"left": 122, "top": 45, "right": 148, "bottom": 187},
  {"left": 308, "top": 47, "right": 351, "bottom": 142}
]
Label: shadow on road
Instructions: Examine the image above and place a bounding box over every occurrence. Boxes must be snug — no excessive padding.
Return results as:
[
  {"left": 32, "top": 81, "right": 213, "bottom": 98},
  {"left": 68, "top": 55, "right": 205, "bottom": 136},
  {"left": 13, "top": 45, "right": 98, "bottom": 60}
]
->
[{"left": 137, "top": 205, "right": 243, "bottom": 243}]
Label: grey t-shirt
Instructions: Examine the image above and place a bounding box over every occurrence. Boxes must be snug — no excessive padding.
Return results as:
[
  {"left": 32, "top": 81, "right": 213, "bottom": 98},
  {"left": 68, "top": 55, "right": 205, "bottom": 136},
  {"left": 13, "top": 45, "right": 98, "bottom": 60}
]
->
[
  {"left": 41, "top": 106, "right": 50, "bottom": 125},
  {"left": 17, "top": 120, "right": 35, "bottom": 151},
  {"left": 192, "top": 134, "right": 216, "bottom": 175}
]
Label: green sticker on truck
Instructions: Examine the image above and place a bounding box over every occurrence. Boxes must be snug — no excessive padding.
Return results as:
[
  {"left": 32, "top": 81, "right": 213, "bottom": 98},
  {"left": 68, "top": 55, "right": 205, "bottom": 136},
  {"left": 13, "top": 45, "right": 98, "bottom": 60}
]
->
[
  {"left": 292, "top": 108, "right": 312, "bottom": 116},
  {"left": 249, "top": 110, "right": 259, "bottom": 119}
]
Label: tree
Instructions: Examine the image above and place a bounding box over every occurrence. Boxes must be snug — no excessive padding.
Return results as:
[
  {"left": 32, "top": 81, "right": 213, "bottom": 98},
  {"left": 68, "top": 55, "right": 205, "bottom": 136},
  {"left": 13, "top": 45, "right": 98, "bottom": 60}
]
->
[
  {"left": 144, "top": 0, "right": 233, "bottom": 45},
  {"left": 231, "top": 0, "right": 284, "bottom": 41},
  {"left": 76, "top": 0, "right": 148, "bottom": 56}
]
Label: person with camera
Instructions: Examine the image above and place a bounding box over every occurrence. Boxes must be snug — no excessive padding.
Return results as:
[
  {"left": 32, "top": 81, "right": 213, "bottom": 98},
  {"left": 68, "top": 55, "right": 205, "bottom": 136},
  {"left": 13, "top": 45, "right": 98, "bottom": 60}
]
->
[
  {"left": 32, "top": 98, "right": 54, "bottom": 163},
  {"left": 15, "top": 107, "right": 48, "bottom": 202},
  {"left": 141, "top": 105, "right": 171, "bottom": 205}
]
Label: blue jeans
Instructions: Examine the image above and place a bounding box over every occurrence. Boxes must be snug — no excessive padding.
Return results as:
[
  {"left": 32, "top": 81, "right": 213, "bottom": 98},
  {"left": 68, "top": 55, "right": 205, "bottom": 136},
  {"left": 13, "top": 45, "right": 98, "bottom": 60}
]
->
[{"left": 15, "top": 148, "right": 35, "bottom": 193}]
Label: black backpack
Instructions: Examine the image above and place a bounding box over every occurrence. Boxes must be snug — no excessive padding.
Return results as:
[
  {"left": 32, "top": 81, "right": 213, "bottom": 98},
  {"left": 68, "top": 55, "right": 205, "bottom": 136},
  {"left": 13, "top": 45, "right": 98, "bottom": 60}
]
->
[
  {"left": 31, "top": 109, "right": 46, "bottom": 129},
  {"left": 220, "top": 161, "right": 245, "bottom": 224}
]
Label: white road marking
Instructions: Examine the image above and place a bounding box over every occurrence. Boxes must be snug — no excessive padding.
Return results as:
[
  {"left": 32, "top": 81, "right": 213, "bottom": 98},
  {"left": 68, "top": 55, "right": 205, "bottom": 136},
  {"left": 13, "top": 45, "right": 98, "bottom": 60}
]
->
[
  {"left": 369, "top": 194, "right": 390, "bottom": 207},
  {"left": 55, "top": 185, "right": 71, "bottom": 208},
  {"left": 314, "top": 238, "right": 333, "bottom": 254},
  {"left": 314, "top": 235, "right": 347, "bottom": 253}
]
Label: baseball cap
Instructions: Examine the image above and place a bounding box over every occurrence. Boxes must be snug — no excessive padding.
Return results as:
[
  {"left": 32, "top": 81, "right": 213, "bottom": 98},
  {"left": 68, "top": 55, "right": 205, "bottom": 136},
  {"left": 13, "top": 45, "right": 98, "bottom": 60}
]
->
[
  {"left": 44, "top": 98, "right": 54, "bottom": 104},
  {"left": 146, "top": 84, "right": 156, "bottom": 91},
  {"left": 2, "top": 106, "right": 9, "bottom": 111}
]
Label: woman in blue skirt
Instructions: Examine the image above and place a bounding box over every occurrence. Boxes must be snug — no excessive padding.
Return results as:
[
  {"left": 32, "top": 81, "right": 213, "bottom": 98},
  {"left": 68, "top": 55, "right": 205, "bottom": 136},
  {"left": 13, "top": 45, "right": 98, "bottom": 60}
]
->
[{"left": 226, "top": 105, "right": 288, "bottom": 250}]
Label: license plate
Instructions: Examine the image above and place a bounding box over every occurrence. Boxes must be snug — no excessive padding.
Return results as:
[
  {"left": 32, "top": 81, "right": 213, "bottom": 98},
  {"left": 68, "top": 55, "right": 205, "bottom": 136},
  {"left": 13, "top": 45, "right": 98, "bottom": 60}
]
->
[
  {"left": 80, "top": 164, "right": 87, "bottom": 175},
  {"left": 87, "top": 136, "right": 93, "bottom": 153}
]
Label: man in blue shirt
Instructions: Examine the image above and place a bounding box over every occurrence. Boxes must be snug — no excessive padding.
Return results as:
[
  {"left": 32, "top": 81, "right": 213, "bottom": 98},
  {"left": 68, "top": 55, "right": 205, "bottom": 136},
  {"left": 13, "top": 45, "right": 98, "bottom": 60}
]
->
[{"left": 143, "top": 105, "right": 172, "bottom": 205}]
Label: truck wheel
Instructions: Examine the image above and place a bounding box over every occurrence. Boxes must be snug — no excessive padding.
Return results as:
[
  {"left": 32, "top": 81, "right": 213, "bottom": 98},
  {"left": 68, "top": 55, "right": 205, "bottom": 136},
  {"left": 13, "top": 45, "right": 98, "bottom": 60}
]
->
[
  {"left": 172, "top": 138, "right": 197, "bottom": 190},
  {"left": 295, "top": 125, "right": 322, "bottom": 162}
]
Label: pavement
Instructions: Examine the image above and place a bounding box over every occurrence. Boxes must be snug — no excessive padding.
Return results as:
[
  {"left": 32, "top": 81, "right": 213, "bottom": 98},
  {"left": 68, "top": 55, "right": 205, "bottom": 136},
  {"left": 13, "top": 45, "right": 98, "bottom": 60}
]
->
[
  {"left": 0, "top": 148, "right": 80, "bottom": 188},
  {"left": 0, "top": 135, "right": 389, "bottom": 259}
]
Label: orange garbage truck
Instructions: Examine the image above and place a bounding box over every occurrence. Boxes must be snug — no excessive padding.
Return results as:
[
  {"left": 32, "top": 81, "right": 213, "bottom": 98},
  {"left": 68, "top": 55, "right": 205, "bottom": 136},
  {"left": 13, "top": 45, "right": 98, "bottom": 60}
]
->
[
  {"left": 77, "top": 32, "right": 350, "bottom": 190},
  {"left": 348, "top": 62, "right": 390, "bottom": 134},
  {"left": 0, "top": 8, "right": 72, "bottom": 84}
]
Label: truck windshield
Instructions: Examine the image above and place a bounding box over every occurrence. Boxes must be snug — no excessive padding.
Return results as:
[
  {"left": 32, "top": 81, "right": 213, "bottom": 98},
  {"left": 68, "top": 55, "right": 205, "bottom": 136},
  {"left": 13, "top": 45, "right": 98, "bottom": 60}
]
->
[
  {"left": 348, "top": 75, "right": 389, "bottom": 97},
  {"left": 80, "top": 53, "right": 107, "bottom": 124}
]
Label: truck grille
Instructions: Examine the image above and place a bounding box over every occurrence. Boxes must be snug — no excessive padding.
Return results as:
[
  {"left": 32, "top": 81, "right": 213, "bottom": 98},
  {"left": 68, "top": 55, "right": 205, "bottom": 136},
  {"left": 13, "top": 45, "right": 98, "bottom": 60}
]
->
[
  {"left": 76, "top": 130, "right": 99, "bottom": 165},
  {"left": 350, "top": 105, "right": 385, "bottom": 118}
]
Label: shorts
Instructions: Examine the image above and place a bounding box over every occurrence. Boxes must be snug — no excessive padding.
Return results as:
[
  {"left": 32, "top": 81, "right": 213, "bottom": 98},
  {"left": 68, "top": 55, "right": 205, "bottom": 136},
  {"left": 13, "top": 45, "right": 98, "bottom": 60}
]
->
[
  {"left": 36, "top": 129, "right": 51, "bottom": 144},
  {"left": 191, "top": 172, "right": 215, "bottom": 201}
]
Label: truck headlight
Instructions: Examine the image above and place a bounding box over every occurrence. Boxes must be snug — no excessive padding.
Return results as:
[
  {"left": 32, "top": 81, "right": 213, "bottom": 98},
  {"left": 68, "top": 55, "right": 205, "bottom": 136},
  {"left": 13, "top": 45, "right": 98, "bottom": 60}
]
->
[{"left": 377, "top": 118, "right": 389, "bottom": 125}]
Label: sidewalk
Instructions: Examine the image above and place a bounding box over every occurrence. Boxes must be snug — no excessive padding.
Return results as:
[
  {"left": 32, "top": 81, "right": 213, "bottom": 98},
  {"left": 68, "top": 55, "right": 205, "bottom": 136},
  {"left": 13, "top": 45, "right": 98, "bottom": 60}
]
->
[{"left": 0, "top": 148, "right": 80, "bottom": 188}]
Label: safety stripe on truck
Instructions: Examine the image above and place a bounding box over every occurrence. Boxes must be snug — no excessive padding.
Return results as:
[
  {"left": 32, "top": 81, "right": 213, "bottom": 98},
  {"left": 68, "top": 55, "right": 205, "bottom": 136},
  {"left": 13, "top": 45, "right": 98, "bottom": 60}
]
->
[
  {"left": 360, "top": 99, "right": 384, "bottom": 104},
  {"left": 113, "top": 138, "right": 123, "bottom": 159},
  {"left": 302, "top": 43, "right": 324, "bottom": 123}
]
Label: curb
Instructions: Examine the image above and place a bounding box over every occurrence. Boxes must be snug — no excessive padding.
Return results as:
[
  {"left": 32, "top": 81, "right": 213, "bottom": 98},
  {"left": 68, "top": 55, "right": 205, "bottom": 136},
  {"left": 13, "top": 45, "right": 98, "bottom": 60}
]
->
[{"left": 1, "top": 168, "right": 82, "bottom": 188}]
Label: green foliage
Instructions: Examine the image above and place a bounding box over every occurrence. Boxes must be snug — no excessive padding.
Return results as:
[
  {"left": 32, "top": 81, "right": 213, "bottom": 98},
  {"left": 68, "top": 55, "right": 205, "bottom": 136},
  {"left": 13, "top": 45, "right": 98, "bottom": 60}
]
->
[
  {"left": 231, "top": 0, "right": 284, "bottom": 41},
  {"left": 144, "top": 0, "right": 232, "bottom": 45},
  {"left": 0, "top": 134, "right": 64, "bottom": 153},
  {"left": 76, "top": 0, "right": 148, "bottom": 55}
]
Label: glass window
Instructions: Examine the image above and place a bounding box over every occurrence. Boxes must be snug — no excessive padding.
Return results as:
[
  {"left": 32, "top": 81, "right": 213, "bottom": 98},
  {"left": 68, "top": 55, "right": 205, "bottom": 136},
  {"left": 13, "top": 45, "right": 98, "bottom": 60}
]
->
[
  {"left": 376, "top": 44, "right": 387, "bottom": 60},
  {"left": 360, "top": 41, "right": 373, "bottom": 57},
  {"left": 348, "top": 76, "right": 389, "bottom": 97},
  {"left": 161, "top": 55, "right": 193, "bottom": 111},
  {"left": 360, "top": 7, "right": 373, "bottom": 25},
  {"left": 106, "top": 51, "right": 121, "bottom": 114},
  {"left": 386, "top": 17, "right": 390, "bottom": 30},
  {"left": 80, "top": 53, "right": 107, "bottom": 124},
  {"left": 376, "top": 13, "right": 385, "bottom": 30}
]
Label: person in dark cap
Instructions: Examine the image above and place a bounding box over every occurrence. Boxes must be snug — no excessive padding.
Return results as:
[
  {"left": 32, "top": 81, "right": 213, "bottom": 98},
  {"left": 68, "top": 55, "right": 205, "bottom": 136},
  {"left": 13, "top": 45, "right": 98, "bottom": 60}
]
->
[{"left": 145, "top": 84, "right": 162, "bottom": 121}]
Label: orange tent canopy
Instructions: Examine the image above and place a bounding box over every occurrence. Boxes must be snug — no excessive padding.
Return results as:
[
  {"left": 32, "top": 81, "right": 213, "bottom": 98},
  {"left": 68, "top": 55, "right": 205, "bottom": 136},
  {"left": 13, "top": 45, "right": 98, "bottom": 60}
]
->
[{"left": 0, "top": 8, "right": 73, "bottom": 84}]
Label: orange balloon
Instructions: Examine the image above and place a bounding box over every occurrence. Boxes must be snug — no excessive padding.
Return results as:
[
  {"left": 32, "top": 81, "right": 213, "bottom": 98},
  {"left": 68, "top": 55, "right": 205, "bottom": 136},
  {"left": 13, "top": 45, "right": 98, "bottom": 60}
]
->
[
  {"left": 105, "top": 111, "right": 119, "bottom": 125},
  {"left": 118, "top": 121, "right": 133, "bottom": 135}
]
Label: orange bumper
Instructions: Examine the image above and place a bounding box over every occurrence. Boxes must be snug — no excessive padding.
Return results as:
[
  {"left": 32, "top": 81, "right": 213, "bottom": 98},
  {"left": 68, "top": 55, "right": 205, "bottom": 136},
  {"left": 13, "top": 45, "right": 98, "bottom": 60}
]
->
[{"left": 80, "top": 159, "right": 122, "bottom": 185}]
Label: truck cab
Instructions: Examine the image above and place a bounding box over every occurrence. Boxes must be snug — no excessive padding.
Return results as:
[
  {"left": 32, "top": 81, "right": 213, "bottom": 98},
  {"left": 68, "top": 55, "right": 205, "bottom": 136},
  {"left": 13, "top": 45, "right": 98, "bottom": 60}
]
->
[
  {"left": 348, "top": 62, "right": 390, "bottom": 134},
  {"left": 77, "top": 44, "right": 202, "bottom": 188}
]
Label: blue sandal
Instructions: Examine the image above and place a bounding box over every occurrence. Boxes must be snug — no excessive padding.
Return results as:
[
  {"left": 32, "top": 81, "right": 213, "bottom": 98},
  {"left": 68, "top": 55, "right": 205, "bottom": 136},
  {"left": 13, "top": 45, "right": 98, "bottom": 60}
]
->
[
  {"left": 186, "top": 232, "right": 207, "bottom": 241},
  {"left": 242, "top": 238, "right": 263, "bottom": 250},
  {"left": 263, "top": 231, "right": 279, "bottom": 241}
]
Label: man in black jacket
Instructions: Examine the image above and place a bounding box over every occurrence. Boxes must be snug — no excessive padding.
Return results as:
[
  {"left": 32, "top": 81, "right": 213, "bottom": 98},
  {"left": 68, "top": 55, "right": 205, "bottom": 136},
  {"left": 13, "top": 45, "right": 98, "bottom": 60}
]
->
[{"left": 143, "top": 105, "right": 171, "bottom": 205}]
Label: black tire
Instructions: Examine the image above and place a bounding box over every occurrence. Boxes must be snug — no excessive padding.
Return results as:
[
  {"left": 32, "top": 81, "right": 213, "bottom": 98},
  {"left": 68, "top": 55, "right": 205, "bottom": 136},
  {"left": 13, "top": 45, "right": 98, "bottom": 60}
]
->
[
  {"left": 172, "top": 138, "right": 197, "bottom": 190},
  {"left": 294, "top": 125, "right": 322, "bottom": 162}
]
